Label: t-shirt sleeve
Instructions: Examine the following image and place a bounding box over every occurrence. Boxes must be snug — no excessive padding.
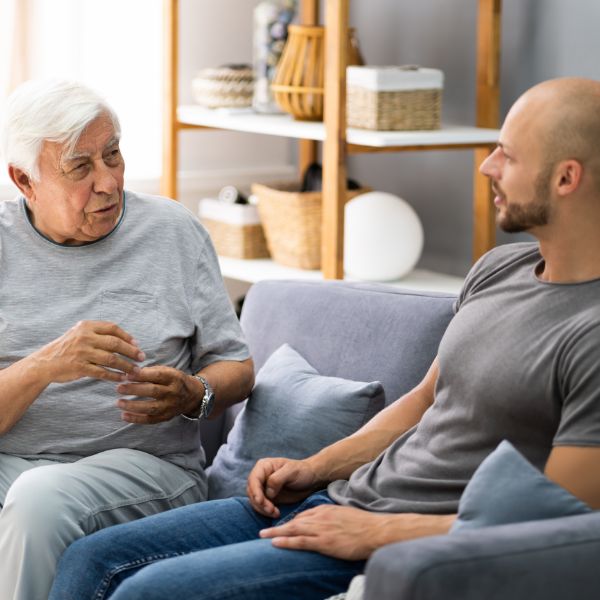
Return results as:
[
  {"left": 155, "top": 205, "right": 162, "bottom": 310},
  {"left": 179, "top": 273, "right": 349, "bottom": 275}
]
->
[
  {"left": 553, "top": 321, "right": 600, "bottom": 447},
  {"left": 453, "top": 249, "right": 498, "bottom": 314},
  {"left": 188, "top": 230, "right": 250, "bottom": 373}
]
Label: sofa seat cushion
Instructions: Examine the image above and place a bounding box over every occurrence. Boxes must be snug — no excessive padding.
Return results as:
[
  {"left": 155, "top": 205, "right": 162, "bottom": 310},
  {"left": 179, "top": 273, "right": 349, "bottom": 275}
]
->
[{"left": 207, "top": 343, "right": 385, "bottom": 499}]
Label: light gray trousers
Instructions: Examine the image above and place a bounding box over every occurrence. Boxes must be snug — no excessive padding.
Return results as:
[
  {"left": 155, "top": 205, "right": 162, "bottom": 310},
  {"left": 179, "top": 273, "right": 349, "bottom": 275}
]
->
[{"left": 0, "top": 449, "right": 207, "bottom": 600}]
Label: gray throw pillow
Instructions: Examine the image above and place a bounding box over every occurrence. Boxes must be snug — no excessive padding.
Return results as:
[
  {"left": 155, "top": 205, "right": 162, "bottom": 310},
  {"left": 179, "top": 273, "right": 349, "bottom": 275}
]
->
[
  {"left": 451, "top": 440, "right": 592, "bottom": 532},
  {"left": 207, "top": 343, "right": 385, "bottom": 499}
]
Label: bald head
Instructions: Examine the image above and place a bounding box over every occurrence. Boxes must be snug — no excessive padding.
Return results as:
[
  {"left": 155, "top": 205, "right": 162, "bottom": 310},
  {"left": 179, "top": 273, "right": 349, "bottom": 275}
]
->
[{"left": 511, "top": 78, "right": 600, "bottom": 191}]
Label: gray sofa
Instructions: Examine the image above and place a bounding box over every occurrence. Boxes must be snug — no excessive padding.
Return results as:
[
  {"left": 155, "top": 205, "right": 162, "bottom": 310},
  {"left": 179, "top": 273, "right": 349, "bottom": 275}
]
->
[{"left": 201, "top": 279, "right": 600, "bottom": 599}]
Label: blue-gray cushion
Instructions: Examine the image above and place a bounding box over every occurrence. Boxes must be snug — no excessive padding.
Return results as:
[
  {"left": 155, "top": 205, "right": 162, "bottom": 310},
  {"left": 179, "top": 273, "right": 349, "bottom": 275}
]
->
[
  {"left": 451, "top": 440, "right": 592, "bottom": 532},
  {"left": 207, "top": 343, "right": 385, "bottom": 499}
]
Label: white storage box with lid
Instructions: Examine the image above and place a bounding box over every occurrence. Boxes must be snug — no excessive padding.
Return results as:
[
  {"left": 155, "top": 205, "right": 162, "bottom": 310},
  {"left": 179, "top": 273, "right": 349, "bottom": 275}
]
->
[
  {"left": 346, "top": 66, "right": 444, "bottom": 131},
  {"left": 198, "top": 198, "right": 270, "bottom": 259}
]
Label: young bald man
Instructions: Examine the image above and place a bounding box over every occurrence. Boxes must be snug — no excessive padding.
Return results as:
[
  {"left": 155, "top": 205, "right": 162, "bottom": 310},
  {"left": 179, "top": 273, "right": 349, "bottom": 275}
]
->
[{"left": 50, "top": 77, "right": 600, "bottom": 600}]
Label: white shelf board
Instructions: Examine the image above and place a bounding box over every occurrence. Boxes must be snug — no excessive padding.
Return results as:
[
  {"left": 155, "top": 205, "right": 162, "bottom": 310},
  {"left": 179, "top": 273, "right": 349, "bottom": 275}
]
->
[
  {"left": 219, "top": 256, "right": 463, "bottom": 295},
  {"left": 178, "top": 106, "right": 325, "bottom": 141},
  {"left": 177, "top": 106, "right": 499, "bottom": 148}
]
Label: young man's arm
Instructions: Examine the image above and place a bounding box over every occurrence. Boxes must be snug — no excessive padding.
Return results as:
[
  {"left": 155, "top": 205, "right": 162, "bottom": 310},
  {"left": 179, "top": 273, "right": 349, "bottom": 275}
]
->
[
  {"left": 544, "top": 446, "right": 600, "bottom": 509},
  {"left": 247, "top": 358, "right": 440, "bottom": 517}
]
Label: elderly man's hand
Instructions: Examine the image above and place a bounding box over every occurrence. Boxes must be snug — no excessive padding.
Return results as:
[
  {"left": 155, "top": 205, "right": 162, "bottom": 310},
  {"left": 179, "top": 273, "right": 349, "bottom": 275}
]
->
[
  {"left": 115, "top": 366, "right": 200, "bottom": 424},
  {"left": 35, "top": 320, "right": 144, "bottom": 384}
]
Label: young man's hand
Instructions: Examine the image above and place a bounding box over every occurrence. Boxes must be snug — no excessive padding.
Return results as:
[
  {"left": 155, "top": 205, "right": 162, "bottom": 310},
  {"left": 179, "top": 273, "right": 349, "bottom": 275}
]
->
[
  {"left": 247, "top": 457, "right": 324, "bottom": 517},
  {"left": 259, "top": 505, "right": 457, "bottom": 560}
]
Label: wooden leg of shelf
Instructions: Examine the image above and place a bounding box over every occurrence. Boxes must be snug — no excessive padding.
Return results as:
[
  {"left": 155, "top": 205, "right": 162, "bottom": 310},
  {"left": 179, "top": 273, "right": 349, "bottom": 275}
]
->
[
  {"left": 476, "top": 0, "right": 502, "bottom": 128},
  {"left": 161, "top": 0, "right": 178, "bottom": 201},
  {"left": 473, "top": 0, "right": 501, "bottom": 261},
  {"left": 473, "top": 147, "right": 496, "bottom": 261},
  {"left": 321, "top": 0, "right": 349, "bottom": 280}
]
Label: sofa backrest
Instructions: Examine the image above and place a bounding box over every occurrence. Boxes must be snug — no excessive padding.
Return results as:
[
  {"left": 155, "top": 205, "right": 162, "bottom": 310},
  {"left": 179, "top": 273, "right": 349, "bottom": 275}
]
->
[{"left": 201, "top": 279, "right": 456, "bottom": 464}]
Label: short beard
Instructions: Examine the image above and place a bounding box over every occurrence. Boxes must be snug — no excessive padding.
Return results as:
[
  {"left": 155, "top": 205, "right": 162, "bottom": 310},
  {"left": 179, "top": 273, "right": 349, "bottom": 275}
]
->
[{"left": 498, "top": 164, "right": 553, "bottom": 233}]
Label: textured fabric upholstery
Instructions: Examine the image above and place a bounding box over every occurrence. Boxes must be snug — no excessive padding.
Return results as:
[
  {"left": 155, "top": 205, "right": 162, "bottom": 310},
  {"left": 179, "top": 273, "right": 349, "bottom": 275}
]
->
[
  {"left": 365, "top": 512, "right": 600, "bottom": 599},
  {"left": 208, "top": 344, "right": 385, "bottom": 499},
  {"left": 201, "top": 280, "right": 455, "bottom": 464}
]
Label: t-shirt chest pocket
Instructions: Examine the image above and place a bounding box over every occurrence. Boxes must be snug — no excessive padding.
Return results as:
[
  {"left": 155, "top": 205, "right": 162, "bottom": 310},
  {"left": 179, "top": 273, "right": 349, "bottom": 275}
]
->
[{"left": 100, "top": 290, "right": 159, "bottom": 353}]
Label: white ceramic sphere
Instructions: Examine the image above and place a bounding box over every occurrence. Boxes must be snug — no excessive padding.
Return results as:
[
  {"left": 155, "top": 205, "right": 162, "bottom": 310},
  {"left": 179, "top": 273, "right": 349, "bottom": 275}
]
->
[{"left": 344, "top": 191, "right": 424, "bottom": 281}]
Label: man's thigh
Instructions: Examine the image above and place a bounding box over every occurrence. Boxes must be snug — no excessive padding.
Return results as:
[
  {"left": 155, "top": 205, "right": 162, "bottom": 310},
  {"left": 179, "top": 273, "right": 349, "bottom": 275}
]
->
[
  {"left": 0, "top": 453, "right": 55, "bottom": 506},
  {"left": 52, "top": 448, "right": 207, "bottom": 529},
  {"left": 50, "top": 497, "right": 274, "bottom": 599},
  {"left": 1, "top": 448, "right": 206, "bottom": 529},
  {"left": 113, "top": 538, "right": 365, "bottom": 600}
]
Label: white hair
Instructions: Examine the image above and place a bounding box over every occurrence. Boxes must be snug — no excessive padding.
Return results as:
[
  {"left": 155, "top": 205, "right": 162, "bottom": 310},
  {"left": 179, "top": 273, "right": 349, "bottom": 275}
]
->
[{"left": 0, "top": 79, "right": 121, "bottom": 181}]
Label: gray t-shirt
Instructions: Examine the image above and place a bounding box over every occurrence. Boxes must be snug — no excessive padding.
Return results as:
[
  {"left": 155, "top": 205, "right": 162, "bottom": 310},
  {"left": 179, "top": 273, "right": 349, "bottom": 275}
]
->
[
  {"left": 329, "top": 242, "right": 600, "bottom": 513},
  {"left": 0, "top": 191, "right": 249, "bottom": 474}
]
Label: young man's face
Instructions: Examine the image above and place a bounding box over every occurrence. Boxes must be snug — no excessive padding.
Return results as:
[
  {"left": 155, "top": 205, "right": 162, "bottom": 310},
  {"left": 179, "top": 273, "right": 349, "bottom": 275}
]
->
[
  {"left": 480, "top": 97, "right": 554, "bottom": 234},
  {"left": 25, "top": 114, "right": 125, "bottom": 245}
]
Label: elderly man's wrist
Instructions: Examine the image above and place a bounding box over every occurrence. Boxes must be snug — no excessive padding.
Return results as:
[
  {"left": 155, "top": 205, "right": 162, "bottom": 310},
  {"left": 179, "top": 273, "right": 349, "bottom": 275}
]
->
[
  {"left": 182, "top": 374, "right": 204, "bottom": 418},
  {"left": 27, "top": 351, "right": 56, "bottom": 387}
]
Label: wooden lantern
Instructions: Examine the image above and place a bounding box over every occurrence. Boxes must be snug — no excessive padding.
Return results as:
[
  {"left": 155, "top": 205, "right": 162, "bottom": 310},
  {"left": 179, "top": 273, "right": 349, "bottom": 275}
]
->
[{"left": 271, "top": 25, "right": 363, "bottom": 121}]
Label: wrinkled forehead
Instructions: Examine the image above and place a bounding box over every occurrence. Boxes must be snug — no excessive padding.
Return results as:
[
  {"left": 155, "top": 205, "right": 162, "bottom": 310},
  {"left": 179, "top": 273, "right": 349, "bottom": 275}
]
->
[
  {"left": 38, "top": 115, "right": 120, "bottom": 171},
  {"left": 62, "top": 116, "right": 120, "bottom": 164}
]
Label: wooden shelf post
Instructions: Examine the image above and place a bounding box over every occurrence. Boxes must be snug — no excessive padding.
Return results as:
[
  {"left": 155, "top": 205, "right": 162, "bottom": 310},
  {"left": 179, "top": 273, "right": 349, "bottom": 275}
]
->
[
  {"left": 321, "top": 0, "right": 349, "bottom": 279},
  {"left": 162, "top": 0, "right": 179, "bottom": 200},
  {"left": 473, "top": 0, "right": 502, "bottom": 261}
]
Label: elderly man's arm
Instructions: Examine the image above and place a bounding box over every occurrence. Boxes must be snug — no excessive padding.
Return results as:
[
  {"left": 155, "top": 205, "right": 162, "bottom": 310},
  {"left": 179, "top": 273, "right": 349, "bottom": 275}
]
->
[
  {"left": 114, "top": 358, "right": 255, "bottom": 424},
  {"left": 0, "top": 320, "right": 144, "bottom": 434}
]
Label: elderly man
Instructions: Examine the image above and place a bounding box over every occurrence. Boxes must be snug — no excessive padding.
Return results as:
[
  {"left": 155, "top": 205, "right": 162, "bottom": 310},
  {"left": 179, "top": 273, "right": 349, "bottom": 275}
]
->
[
  {"left": 51, "top": 77, "right": 600, "bottom": 600},
  {"left": 0, "top": 79, "right": 254, "bottom": 600}
]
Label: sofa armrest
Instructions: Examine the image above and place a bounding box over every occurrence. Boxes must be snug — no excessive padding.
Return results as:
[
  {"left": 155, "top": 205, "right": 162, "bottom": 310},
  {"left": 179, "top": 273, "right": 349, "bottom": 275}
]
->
[{"left": 365, "top": 512, "right": 600, "bottom": 600}]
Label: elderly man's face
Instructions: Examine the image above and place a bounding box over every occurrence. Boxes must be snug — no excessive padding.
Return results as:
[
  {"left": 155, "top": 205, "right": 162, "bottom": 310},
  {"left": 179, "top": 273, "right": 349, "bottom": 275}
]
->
[{"left": 27, "top": 114, "right": 124, "bottom": 245}]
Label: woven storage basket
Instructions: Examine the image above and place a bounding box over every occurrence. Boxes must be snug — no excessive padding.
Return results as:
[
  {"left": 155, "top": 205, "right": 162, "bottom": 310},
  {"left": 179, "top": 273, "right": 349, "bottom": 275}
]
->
[
  {"left": 198, "top": 199, "right": 270, "bottom": 259},
  {"left": 192, "top": 65, "right": 254, "bottom": 109},
  {"left": 252, "top": 182, "right": 367, "bottom": 270},
  {"left": 347, "top": 66, "right": 443, "bottom": 131}
]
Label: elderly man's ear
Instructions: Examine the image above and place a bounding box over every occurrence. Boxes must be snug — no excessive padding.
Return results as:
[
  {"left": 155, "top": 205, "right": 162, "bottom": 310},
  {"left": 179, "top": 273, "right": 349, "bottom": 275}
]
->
[{"left": 8, "top": 166, "right": 34, "bottom": 199}]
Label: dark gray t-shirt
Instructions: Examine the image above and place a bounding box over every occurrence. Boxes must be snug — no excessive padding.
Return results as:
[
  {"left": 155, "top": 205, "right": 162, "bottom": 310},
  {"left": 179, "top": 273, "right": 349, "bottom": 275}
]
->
[
  {"left": 0, "top": 191, "right": 249, "bottom": 474},
  {"left": 329, "top": 242, "right": 600, "bottom": 513}
]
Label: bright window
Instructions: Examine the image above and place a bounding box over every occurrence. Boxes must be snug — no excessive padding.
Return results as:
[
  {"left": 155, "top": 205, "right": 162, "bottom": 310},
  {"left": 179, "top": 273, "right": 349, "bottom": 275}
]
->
[{"left": 1, "top": 0, "right": 163, "bottom": 185}]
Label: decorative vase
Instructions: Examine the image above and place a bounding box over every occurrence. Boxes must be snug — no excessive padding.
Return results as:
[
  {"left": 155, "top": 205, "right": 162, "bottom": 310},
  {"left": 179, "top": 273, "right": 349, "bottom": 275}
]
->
[
  {"left": 252, "top": 0, "right": 297, "bottom": 114},
  {"left": 271, "top": 25, "right": 363, "bottom": 121}
]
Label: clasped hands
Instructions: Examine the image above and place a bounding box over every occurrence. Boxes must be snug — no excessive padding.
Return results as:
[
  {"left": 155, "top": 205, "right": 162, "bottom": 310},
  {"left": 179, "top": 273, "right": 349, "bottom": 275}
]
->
[{"left": 36, "top": 320, "right": 198, "bottom": 423}]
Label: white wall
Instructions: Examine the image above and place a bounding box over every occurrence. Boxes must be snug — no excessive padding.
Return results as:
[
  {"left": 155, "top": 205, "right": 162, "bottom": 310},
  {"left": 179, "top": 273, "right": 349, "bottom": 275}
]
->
[
  {"left": 347, "top": 0, "right": 600, "bottom": 276},
  {"left": 177, "top": 0, "right": 295, "bottom": 209}
]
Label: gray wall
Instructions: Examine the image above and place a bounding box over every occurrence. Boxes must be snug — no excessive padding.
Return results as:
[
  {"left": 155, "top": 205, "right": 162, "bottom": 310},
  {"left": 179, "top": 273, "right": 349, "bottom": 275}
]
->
[{"left": 346, "top": 0, "right": 600, "bottom": 276}]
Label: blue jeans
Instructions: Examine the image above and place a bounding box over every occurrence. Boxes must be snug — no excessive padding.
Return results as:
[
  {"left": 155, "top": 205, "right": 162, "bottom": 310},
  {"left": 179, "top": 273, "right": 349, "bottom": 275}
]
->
[{"left": 49, "top": 492, "right": 365, "bottom": 600}]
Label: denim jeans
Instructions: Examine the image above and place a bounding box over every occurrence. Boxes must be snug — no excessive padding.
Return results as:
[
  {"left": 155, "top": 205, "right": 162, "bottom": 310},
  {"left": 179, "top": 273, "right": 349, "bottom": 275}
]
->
[{"left": 49, "top": 492, "right": 365, "bottom": 600}]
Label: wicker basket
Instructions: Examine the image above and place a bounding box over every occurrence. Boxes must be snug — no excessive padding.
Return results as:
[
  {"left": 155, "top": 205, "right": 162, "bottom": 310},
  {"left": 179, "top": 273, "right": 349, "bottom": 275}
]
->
[
  {"left": 192, "top": 65, "right": 254, "bottom": 109},
  {"left": 198, "top": 199, "right": 270, "bottom": 259},
  {"left": 271, "top": 25, "right": 363, "bottom": 121},
  {"left": 252, "top": 182, "right": 367, "bottom": 270},
  {"left": 347, "top": 66, "right": 443, "bottom": 131}
]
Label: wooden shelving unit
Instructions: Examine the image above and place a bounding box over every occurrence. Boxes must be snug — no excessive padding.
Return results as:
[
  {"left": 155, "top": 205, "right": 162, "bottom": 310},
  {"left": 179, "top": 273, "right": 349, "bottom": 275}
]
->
[{"left": 162, "top": 0, "right": 501, "bottom": 282}]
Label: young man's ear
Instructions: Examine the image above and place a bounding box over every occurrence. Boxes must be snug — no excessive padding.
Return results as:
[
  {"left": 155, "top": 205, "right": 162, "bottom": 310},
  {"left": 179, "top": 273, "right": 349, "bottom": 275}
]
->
[
  {"left": 8, "top": 166, "right": 35, "bottom": 199},
  {"left": 555, "top": 159, "right": 583, "bottom": 197}
]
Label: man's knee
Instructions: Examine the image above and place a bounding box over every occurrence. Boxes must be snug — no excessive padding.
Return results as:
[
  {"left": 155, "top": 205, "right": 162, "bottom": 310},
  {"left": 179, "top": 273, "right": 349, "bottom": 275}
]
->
[{"left": 1, "top": 465, "right": 85, "bottom": 538}]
